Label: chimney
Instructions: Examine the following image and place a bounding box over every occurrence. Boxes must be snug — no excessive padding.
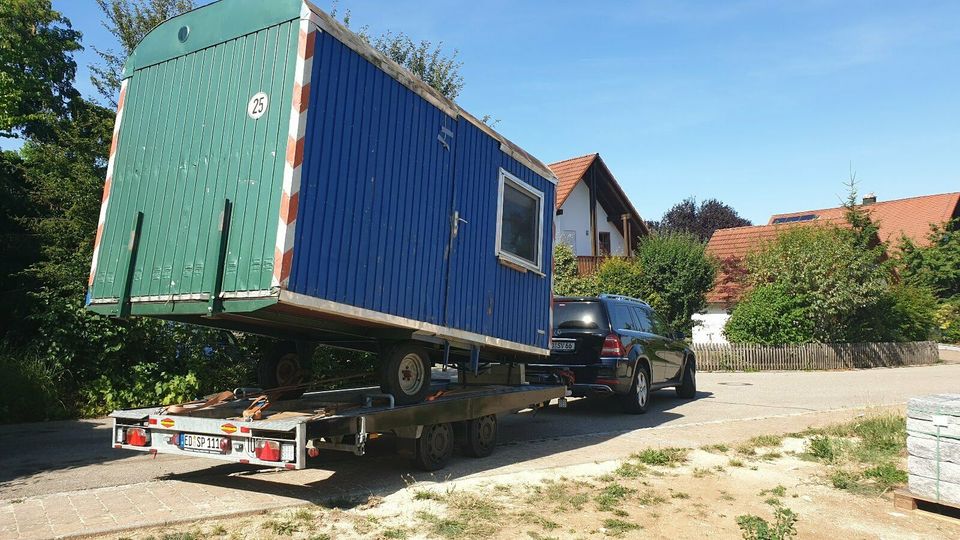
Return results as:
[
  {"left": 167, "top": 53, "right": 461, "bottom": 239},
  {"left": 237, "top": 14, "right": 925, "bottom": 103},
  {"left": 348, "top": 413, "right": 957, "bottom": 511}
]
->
[{"left": 862, "top": 193, "right": 877, "bottom": 206}]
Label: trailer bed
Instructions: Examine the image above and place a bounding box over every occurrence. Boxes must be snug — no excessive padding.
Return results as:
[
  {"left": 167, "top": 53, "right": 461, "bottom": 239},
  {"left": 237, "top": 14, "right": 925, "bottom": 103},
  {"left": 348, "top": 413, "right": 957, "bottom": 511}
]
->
[{"left": 111, "top": 381, "right": 565, "bottom": 470}]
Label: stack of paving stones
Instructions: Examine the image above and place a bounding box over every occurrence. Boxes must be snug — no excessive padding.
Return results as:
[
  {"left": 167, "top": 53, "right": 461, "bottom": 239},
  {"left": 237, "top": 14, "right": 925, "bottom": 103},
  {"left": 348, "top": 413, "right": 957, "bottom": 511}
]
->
[{"left": 907, "top": 394, "right": 960, "bottom": 504}]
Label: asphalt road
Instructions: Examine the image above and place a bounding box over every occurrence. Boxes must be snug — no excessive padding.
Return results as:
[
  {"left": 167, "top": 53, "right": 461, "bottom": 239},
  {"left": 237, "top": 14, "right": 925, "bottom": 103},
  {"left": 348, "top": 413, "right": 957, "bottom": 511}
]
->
[{"left": 2, "top": 364, "right": 958, "bottom": 500}]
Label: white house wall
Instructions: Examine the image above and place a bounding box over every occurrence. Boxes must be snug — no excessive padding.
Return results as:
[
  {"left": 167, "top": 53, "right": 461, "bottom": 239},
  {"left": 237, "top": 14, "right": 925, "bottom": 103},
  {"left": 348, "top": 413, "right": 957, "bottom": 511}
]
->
[
  {"left": 555, "top": 181, "right": 626, "bottom": 256},
  {"left": 692, "top": 304, "right": 731, "bottom": 344}
]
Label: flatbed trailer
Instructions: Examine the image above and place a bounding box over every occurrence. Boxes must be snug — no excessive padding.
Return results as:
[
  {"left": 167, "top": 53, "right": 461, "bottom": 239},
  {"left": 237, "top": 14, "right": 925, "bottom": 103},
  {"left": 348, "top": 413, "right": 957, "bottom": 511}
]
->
[{"left": 110, "top": 370, "right": 566, "bottom": 471}]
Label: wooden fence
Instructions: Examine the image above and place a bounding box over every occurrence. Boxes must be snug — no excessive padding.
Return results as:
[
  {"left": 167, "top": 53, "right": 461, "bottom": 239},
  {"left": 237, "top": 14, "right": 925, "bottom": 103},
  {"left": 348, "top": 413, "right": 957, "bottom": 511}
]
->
[{"left": 692, "top": 341, "right": 940, "bottom": 371}]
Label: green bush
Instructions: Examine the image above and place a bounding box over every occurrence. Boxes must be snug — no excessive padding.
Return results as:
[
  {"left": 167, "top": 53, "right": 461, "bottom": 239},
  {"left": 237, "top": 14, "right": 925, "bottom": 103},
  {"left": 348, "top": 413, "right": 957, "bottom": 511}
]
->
[
  {"left": 736, "top": 503, "right": 798, "bottom": 540},
  {"left": 935, "top": 298, "right": 960, "bottom": 344},
  {"left": 725, "top": 284, "right": 814, "bottom": 344},
  {"left": 554, "top": 234, "right": 717, "bottom": 334}
]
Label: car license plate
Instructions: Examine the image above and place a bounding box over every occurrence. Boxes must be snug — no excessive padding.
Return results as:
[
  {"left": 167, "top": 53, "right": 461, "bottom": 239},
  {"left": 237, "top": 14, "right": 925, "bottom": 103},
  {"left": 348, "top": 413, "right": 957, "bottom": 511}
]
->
[
  {"left": 180, "top": 433, "right": 224, "bottom": 453},
  {"left": 551, "top": 340, "right": 575, "bottom": 351}
]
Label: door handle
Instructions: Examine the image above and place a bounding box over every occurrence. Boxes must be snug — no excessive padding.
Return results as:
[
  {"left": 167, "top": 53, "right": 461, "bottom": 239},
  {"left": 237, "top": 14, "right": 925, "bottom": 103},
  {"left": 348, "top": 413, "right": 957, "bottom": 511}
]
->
[{"left": 452, "top": 211, "right": 468, "bottom": 238}]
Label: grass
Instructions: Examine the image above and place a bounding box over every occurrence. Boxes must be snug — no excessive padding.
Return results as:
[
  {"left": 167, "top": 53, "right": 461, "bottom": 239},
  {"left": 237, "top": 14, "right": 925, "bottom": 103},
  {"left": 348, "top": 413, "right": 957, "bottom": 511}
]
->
[
  {"left": 602, "top": 518, "right": 641, "bottom": 536},
  {"left": 595, "top": 483, "right": 634, "bottom": 512},
  {"left": 703, "top": 443, "right": 730, "bottom": 453},
  {"left": 736, "top": 503, "right": 798, "bottom": 540},
  {"left": 692, "top": 467, "right": 713, "bottom": 478},
  {"left": 381, "top": 528, "right": 409, "bottom": 539},
  {"left": 737, "top": 434, "right": 784, "bottom": 456},
  {"left": 671, "top": 491, "right": 691, "bottom": 499},
  {"left": 632, "top": 447, "right": 689, "bottom": 466},
  {"left": 614, "top": 461, "right": 647, "bottom": 478},
  {"left": 636, "top": 491, "right": 667, "bottom": 506},
  {"left": 800, "top": 414, "right": 908, "bottom": 495},
  {"left": 729, "top": 458, "right": 745, "bottom": 467},
  {"left": 759, "top": 485, "right": 787, "bottom": 498},
  {"left": 414, "top": 490, "right": 441, "bottom": 500}
]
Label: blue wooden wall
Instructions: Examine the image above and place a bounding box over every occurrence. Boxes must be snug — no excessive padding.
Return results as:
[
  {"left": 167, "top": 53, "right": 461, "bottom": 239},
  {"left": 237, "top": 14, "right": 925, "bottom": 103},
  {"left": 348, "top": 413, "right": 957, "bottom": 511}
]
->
[{"left": 289, "top": 30, "right": 554, "bottom": 350}]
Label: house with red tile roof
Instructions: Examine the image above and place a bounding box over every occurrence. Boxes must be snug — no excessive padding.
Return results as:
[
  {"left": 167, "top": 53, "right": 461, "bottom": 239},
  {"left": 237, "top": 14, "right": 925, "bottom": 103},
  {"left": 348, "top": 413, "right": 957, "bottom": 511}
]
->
[
  {"left": 692, "top": 192, "right": 959, "bottom": 344},
  {"left": 548, "top": 153, "right": 647, "bottom": 258},
  {"left": 768, "top": 192, "right": 959, "bottom": 249}
]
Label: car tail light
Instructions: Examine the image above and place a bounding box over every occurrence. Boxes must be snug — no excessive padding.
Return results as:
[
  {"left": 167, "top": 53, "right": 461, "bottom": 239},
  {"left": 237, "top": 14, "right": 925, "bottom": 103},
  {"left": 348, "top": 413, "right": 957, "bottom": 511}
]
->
[
  {"left": 220, "top": 437, "right": 232, "bottom": 454},
  {"left": 601, "top": 334, "right": 626, "bottom": 357},
  {"left": 255, "top": 440, "right": 281, "bottom": 462},
  {"left": 125, "top": 427, "right": 149, "bottom": 447}
]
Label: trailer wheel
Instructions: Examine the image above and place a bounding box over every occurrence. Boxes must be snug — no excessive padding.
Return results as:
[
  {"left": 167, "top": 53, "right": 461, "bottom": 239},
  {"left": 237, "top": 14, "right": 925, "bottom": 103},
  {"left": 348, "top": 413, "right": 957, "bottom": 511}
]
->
[
  {"left": 258, "top": 341, "right": 312, "bottom": 399},
  {"left": 413, "top": 423, "right": 454, "bottom": 471},
  {"left": 380, "top": 342, "right": 432, "bottom": 405},
  {"left": 462, "top": 414, "right": 497, "bottom": 458}
]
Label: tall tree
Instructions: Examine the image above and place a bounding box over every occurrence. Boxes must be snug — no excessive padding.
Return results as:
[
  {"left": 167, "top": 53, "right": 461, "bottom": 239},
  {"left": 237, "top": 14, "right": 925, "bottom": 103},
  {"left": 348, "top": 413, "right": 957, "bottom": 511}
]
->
[
  {"left": 331, "top": 3, "right": 464, "bottom": 100},
  {"left": 90, "top": 0, "right": 195, "bottom": 106},
  {"left": 0, "top": 0, "right": 81, "bottom": 141},
  {"left": 655, "top": 197, "right": 751, "bottom": 242}
]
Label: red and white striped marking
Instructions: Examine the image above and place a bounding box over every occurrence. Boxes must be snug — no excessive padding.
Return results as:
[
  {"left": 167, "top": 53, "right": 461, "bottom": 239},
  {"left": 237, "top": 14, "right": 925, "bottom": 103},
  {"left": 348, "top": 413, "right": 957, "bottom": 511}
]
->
[
  {"left": 88, "top": 79, "right": 130, "bottom": 288},
  {"left": 273, "top": 6, "right": 320, "bottom": 288}
]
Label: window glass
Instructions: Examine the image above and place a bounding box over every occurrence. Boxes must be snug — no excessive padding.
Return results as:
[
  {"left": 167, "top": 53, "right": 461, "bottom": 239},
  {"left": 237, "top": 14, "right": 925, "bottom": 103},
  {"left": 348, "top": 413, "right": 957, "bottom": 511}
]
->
[
  {"left": 608, "top": 304, "right": 636, "bottom": 331},
  {"left": 553, "top": 301, "right": 607, "bottom": 330},
  {"left": 648, "top": 309, "right": 672, "bottom": 337},
  {"left": 631, "top": 307, "right": 653, "bottom": 333},
  {"left": 497, "top": 170, "right": 543, "bottom": 270}
]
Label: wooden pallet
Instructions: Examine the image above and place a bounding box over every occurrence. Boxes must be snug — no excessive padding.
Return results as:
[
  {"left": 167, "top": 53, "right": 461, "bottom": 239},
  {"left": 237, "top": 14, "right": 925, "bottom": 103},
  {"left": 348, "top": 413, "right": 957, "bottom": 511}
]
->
[{"left": 894, "top": 488, "right": 960, "bottom": 520}]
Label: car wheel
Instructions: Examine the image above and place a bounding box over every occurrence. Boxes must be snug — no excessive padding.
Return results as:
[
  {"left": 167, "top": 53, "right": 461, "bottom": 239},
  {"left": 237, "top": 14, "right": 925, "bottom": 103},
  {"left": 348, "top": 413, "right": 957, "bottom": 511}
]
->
[
  {"left": 676, "top": 354, "right": 697, "bottom": 399},
  {"left": 620, "top": 362, "right": 651, "bottom": 414},
  {"left": 379, "top": 342, "right": 432, "bottom": 405}
]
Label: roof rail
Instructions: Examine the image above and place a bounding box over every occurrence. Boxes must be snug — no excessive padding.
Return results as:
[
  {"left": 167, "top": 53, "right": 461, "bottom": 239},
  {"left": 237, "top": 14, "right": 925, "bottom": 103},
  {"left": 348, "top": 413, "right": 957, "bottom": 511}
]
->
[{"left": 598, "top": 293, "right": 650, "bottom": 306}]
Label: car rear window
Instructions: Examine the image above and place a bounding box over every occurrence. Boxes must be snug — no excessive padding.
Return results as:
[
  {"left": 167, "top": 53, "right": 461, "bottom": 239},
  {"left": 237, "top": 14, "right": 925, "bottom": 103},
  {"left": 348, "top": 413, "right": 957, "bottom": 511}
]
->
[{"left": 553, "top": 301, "right": 608, "bottom": 330}]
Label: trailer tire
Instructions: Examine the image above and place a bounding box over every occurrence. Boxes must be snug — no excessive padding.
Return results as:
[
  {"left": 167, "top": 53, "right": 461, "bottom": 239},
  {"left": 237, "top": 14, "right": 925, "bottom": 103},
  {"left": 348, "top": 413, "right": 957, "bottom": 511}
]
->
[
  {"left": 462, "top": 414, "right": 497, "bottom": 458},
  {"left": 258, "top": 341, "right": 312, "bottom": 400},
  {"left": 413, "top": 423, "right": 454, "bottom": 471},
  {"left": 379, "top": 342, "right": 432, "bottom": 405}
]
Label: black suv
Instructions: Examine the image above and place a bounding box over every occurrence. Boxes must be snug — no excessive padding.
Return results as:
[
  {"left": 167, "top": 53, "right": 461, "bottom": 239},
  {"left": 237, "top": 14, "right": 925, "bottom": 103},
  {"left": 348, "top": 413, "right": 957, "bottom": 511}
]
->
[{"left": 532, "top": 294, "right": 697, "bottom": 413}]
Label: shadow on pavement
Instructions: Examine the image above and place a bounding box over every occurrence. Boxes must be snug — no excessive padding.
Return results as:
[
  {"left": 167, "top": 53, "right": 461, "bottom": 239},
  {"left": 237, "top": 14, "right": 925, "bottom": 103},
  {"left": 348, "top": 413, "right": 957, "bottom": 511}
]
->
[
  {"left": 174, "top": 389, "right": 714, "bottom": 505},
  {"left": 0, "top": 418, "right": 137, "bottom": 485}
]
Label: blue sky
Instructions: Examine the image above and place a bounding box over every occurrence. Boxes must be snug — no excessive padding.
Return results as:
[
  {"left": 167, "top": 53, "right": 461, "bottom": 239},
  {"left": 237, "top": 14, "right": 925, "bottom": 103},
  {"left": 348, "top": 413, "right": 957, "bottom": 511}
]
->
[{"left": 44, "top": 0, "right": 960, "bottom": 224}]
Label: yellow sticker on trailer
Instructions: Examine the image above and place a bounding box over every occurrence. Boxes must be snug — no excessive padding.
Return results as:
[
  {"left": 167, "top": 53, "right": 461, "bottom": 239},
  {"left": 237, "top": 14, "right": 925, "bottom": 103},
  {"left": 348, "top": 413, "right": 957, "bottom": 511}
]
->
[
  {"left": 160, "top": 418, "right": 175, "bottom": 428},
  {"left": 221, "top": 423, "right": 238, "bottom": 434}
]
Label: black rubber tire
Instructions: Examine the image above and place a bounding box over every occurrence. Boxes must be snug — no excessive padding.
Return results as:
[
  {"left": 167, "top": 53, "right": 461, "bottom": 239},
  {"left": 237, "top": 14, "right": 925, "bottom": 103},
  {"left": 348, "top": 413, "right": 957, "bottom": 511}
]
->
[
  {"left": 379, "top": 342, "right": 432, "bottom": 405},
  {"left": 257, "top": 341, "right": 311, "bottom": 399},
  {"left": 620, "top": 362, "right": 651, "bottom": 414},
  {"left": 676, "top": 355, "right": 697, "bottom": 399},
  {"left": 413, "top": 423, "right": 455, "bottom": 471},
  {"left": 462, "top": 414, "right": 498, "bottom": 458}
]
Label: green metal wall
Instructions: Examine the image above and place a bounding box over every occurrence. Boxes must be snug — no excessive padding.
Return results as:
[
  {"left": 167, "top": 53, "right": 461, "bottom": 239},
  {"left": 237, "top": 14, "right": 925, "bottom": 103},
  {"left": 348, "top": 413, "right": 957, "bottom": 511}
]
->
[{"left": 90, "top": 19, "right": 299, "bottom": 303}]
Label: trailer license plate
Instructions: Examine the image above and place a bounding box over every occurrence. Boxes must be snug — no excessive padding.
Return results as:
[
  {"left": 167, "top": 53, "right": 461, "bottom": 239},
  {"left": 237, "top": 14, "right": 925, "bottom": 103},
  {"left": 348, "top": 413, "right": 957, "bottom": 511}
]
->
[
  {"left": 181, "top": 434, "right": 223, "bottom": 453},
  {"left": 551, "top": 341, "right": 575, "bottom": 351}
]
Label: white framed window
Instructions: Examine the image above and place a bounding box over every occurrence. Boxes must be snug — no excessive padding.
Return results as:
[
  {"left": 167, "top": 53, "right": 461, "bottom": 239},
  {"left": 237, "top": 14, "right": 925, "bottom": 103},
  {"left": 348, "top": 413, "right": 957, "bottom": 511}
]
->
[{"left": 496, "top": 168, "right": 544, "bottom": 274}]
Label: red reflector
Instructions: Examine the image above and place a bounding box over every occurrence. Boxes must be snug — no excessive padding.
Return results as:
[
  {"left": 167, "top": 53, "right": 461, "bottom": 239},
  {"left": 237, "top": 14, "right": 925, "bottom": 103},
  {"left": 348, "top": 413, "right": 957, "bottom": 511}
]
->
[
  {"left": 307, "top": 447, "right": 320, "bottom": 458},
  {"left": 239, "top": 459, "right": 250, "bottom": 464},
  {"left": 240, "top": 426, "right": 250, "bottom": 434},
  {"left": 125, "top": 427, "right": 149, "bottom": 447},
  {"left": 601, "top": 334, "right": 626, "bottom": 357},
  {"left": 114, "top": 444, "right": 122, "bottom": 449},
  {"left": 220, "top": 437, "right": 231, "bottom": 453},
  {"left": 148, "top": 418, "right": 157, "bottom": 425},
  {"left": 594, "top": 378, "right": 618, "bottom": 386},
  {"left": 254, "top": 440, "right": 281, "bottom": 462},
  {"left": 285, "top": 463, "right": 296, "bottom": 470}
]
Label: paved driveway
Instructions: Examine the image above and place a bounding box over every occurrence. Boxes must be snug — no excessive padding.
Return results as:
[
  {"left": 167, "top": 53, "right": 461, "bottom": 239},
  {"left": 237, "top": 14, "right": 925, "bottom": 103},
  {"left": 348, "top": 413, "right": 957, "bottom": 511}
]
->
[{"left": 0, "top": 364, "right": 958, "bottom": 539}]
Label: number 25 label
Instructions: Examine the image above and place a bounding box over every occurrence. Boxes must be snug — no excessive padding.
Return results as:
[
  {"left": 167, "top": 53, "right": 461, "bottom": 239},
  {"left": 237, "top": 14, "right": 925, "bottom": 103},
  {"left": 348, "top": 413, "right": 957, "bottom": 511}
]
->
[{"left": 248, "top": 92, "right": 268, "bottom": 120}]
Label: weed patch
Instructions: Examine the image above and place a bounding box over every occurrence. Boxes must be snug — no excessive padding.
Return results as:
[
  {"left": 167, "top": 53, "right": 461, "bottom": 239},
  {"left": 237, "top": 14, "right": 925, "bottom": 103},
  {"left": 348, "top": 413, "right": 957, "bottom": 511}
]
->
[
  {"left": 632, "top": 447, "right": 688, "bottom": 466},
  {"left": 602, "top": 518, "right": 641, "bottom": 536},
  {"left": 595, "top": 483, "right": 634, "bottom": 512},
  {"left": 736, "top": 503, "right": 798, "bottom": 540}
]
